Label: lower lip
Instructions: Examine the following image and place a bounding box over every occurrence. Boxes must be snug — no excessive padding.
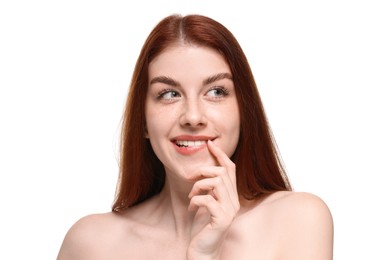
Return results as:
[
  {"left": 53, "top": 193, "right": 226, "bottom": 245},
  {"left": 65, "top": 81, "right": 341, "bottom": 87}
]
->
[{"left": 172, "top": 142, "right": 208, "bottom": 155}]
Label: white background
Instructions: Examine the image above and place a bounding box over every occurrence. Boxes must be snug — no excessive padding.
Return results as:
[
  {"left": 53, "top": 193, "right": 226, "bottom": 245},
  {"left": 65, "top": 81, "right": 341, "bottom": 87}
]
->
[{"left": 0, "top": 0, "right": 389, "bottom": 259}]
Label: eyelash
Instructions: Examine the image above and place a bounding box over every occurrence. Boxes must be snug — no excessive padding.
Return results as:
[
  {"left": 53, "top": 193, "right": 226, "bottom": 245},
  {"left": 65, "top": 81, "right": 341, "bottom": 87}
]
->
[
  {"left": 207, "top": 86, "right": 230, "bottom": 98},
  {"left": 156, "top": 89, "right": 180, "bottom": 100},
  {"left": 156, "top": 86, "right": 230, "bottom": 101}
]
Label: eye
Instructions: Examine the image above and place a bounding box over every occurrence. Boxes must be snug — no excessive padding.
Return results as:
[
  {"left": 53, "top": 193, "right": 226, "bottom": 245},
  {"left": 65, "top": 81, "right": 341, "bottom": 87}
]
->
[
  {"left": 157, "top": 89, "right": 181, "bottom": 100},
  {"left": 206, "top": 87, "right": 229, "bottom": 98}
]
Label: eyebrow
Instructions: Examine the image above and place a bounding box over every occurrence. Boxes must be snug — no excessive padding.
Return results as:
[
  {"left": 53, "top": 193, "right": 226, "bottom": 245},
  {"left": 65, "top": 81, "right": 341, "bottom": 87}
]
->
[
  {"left": 203, "top": 72, "right": 233, "bottom": 86},
  {"left": 149, "top": 72, "right": 233, "bottom": 87},
  {"left": 150, "top": 76, "right": 180, "bottom": 87}
]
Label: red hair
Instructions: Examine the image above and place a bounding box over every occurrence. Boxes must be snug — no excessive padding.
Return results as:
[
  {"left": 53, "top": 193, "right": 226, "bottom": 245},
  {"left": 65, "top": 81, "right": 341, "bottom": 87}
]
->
[{"left": 112, "top": 14, "right": 291, "bottom": 211}]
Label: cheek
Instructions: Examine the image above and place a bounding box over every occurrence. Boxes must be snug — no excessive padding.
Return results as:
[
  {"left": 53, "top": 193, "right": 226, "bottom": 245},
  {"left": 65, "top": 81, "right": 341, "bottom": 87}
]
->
[
  {"left": 225, "top": 120, "right": 240, "bottom": 157},
  {"left": 145, "top": 101, "right": 162, "bottom": 135},
  {"left": 145, "top": 114, "right": 162, "bottom": 140},
  {"left": 145, "top": 105, "right": 177, "bottom": 139},
  {"left": 216, "top": 104, "right": 241, "bottom": 157},
  {"left": 229, "top": 103, "right": 241, "bottom": 152}
]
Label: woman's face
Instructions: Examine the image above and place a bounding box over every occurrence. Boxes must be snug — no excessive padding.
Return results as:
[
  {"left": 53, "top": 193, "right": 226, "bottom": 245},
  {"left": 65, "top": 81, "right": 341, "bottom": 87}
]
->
[{"left": 145, "top": 44, "right": 240, "bottom": 180}]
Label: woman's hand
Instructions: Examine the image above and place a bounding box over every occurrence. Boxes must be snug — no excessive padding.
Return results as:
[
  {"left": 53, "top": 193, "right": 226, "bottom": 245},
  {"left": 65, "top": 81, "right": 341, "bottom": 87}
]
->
[{"left": 187, "top": 140, "right": 240, "bottom": 260}]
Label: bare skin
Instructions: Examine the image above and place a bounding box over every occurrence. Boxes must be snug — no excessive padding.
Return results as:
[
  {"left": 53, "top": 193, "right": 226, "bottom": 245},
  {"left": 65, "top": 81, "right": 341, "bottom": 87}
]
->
[
  {"left": 57, "top": 45, "right": 333, "bottom": 259},
  {"left": 57, "top": 190, "right": 333, "bottom": 259}
]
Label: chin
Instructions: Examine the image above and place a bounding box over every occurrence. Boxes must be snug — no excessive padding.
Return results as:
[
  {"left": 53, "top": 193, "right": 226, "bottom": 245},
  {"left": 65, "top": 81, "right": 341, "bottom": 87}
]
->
[{"left": 175, "top": 156, "right": 218, "bottom": 181}]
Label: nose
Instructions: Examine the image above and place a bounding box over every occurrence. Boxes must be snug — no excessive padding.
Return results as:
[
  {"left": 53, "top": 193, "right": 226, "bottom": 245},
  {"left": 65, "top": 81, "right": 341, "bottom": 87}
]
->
[{"left": 179, "top": 99, "right": 207, "bottom": 128}]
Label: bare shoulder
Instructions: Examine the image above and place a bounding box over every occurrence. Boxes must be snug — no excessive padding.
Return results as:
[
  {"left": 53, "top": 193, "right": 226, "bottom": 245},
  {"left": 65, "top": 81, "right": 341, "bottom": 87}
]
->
[
  {"left": 237, "top": 191, "right": 333, "bottom": 260},
  {"left": 266, "top": 191, "right": 334, "bottom": 259},
  {"left": 267, "top": 191, "right": 333, "bottom": 217},
  {"left": 57, "top": 212, "right": 123, "bottom": 259},
  {"left": 261, "top": 191, "right": 333, "bottom": 232}
]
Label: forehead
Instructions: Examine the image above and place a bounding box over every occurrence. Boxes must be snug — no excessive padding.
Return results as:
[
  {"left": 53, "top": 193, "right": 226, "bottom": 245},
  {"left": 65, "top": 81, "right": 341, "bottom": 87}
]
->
[{"left": 148, "top": 44, "right": 231, "bottom": 80}]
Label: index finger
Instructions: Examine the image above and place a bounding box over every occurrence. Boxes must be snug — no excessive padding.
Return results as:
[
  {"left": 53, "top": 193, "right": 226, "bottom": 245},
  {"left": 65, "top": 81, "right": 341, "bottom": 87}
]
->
[{"left": 207, "top": 140, "right": 236, "bottom": 178}]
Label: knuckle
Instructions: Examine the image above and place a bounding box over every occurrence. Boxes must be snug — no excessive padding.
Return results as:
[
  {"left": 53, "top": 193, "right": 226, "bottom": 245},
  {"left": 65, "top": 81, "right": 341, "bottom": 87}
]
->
[
  {"left": 192, "top": 181, "right": 201, "bottom": 191},
  {"left": 214, "top": 176, "right": 223, "bottom": 186},
  {"left": 205, "top": 194, "right": 214, "bottom": 203},
  {"left": 218, "top": 168, "right": 228, "bottom": 177}
]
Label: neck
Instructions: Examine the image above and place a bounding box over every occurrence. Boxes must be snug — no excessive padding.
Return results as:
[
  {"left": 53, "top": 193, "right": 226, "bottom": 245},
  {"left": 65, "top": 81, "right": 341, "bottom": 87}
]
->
[{"left": 156, "top": 176, "right": 197, "bottom": 238}]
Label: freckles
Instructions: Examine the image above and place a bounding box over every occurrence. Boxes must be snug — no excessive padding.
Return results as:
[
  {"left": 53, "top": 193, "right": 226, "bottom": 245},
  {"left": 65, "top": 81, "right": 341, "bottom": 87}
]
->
[
  {"left": 145, "top": 102, "right": 163, "bottom": 117},
  {"left": 146, "top": 106, "right": 178, "bottom": 128}
]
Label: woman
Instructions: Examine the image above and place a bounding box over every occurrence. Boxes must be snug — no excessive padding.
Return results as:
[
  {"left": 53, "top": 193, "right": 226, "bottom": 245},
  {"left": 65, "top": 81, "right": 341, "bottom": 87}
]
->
[{"left": 57, "top": 14, "right": 333, "bottom": 259}]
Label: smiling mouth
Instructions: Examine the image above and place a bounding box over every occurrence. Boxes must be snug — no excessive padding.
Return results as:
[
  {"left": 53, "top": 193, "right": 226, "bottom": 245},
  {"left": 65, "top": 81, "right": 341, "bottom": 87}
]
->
[
  {"left": 172, "top": 137, "right": 215, "bottom": 155},
  {"left": 175, "top": 140, "right": 207, "bottom": 148}
]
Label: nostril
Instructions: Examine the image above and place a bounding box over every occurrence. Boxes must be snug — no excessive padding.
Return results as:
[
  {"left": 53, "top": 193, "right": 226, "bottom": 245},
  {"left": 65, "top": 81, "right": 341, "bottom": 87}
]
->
[{"left": 179, "top": 109, "right": 207, "bottom": 127}]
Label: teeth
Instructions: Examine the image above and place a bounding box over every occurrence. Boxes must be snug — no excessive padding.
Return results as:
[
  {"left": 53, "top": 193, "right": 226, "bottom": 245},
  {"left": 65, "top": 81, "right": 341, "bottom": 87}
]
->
[{"left": 175, "top": 140, "right": 206, "bottom": 147}]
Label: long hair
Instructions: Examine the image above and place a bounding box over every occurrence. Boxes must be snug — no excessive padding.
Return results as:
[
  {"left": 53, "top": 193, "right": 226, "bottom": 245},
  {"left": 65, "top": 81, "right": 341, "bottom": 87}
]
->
[{"left": 112, "top": 14, "right": 291, "bottom": 211}]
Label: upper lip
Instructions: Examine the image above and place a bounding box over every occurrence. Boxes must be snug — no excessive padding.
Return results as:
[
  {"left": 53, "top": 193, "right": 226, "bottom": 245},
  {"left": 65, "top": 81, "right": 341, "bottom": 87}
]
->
[{"left": 171, "top": 135, "right": 216, "bottom": 142}]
